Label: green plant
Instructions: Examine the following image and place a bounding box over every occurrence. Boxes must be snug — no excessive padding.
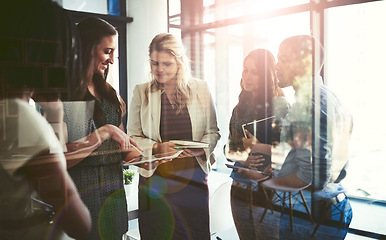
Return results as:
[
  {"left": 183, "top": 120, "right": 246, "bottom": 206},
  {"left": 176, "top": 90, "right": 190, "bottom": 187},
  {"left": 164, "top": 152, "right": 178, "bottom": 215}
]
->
[{"left": 123, "top": 169, "right": 136, "bottom": 185}]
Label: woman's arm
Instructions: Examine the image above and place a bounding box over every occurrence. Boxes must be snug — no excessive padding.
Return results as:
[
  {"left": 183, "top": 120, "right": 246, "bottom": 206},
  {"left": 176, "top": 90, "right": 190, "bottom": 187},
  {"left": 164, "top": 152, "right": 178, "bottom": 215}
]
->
[
  {"left": 24, "top": 152, "right": 91, "bottom": 239},
  {"left": 127, "top": 85, "right": 163, "bottom": 177},
  {"left": 127, "top": 85, "right": 159, "bottom": 155},
  {"left": 242, "top": 129, "right": 272, "bottom": 156},
  {"left": 224, "top": 108, "right": 249, "bottom": 161},
  {"left": 119, "top": 123, "right": 143, "bottom": 162},
  {"left": 65, "top": 124, "right": 133, "bottom": 168},
  {"left": 196, "top": 81, "right": 220, "bottom": 161},
  {"left": 237, "top": 157, "right": 273, "bottom": 180}
]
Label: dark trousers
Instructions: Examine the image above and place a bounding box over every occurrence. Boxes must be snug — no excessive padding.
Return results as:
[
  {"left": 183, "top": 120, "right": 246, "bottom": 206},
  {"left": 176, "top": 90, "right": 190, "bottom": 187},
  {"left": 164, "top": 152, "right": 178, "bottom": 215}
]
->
[{"left": 138, "top": 157, "right": 210, "bottom": 240}]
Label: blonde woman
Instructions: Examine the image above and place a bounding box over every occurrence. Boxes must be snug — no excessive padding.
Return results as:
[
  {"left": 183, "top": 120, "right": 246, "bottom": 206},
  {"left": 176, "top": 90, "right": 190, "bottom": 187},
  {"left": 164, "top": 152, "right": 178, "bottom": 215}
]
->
[{"left": 128, "top": 33, "right": 220, "bottom": 240}]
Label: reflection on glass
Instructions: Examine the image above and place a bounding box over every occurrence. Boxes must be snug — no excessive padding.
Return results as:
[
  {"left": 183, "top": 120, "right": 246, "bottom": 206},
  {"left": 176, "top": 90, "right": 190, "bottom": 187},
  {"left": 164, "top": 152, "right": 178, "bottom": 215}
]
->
[
  {"left": 196, "top": 12, "right": 310, "bottom": 170},
  {"left": 222, "top": 48, "right": 290, "bottom": 239},
  {"left": 168, "top": 0, "right": 181, "bottom": 16},
  {"left": 202, "top": 0, "right": 310, "bottom": 24},
  {"left": 326, "top": 1, "right": 386, "bottom": 201}
]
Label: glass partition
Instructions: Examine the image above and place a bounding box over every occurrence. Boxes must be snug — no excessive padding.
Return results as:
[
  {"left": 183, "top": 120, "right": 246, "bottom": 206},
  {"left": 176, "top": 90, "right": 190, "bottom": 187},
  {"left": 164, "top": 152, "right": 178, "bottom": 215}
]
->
[
  {"left": 325, "top": 1, "right": 386, "bottom": 202},
  {"left": 168, "top": 0, "right": 386, "bottom": 239}
]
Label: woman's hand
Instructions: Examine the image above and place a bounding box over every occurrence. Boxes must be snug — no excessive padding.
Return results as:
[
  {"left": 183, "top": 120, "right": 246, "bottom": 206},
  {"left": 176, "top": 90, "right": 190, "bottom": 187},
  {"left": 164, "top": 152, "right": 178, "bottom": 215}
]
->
[
  {"left": 122, "top": 139, "right": 143, "bottom": 162},
  {"left": 152, "top": 142, "right": 178, "bottom": 156},
  {"left": 177, "top": 148, "right": 205, "bottom": 158},
  {"left": 242, "top": 130, "right": 260, "bottom": 152},
  {"left": 136, "top": 142, "right": 178, "bottom": 168},
  {"left": 244, "top": 154, "right": 265, "bottom": 170},
  {"left": 139, "top": 159, "right": 170, "bottom": 171},
  {"left": 242, "top": 130, "right": 272, "bottom": 156},
  {"left": 263, "top": 163, "right": 273, "bottom": 176},
  {"left": 66, "top": 124, "right": 134, "bottom": 168},
  {"left": 238, "top": 160, "right": 273, "bottom": 180},
  {"left": 98, "top": 124, "right": 131, "bottom": 149}
]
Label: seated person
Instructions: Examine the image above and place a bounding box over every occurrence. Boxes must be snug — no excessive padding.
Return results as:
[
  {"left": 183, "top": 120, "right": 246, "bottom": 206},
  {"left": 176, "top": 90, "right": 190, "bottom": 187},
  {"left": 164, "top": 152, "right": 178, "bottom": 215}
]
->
[{"left": 239, "top": 35, "right": 352, "bottom": 190}]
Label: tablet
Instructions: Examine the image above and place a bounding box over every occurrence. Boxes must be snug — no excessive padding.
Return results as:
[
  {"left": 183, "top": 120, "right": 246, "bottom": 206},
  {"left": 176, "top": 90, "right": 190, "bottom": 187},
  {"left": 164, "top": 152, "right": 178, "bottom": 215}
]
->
[
  {"left": 225, "top": 163, "right": 266, "bottom": 175},
  {"left": 169, "top": 140, "right": 209, "bottom": 149},
  {"left": 123, "top": 150, "right": 184, "bottom": 165}
]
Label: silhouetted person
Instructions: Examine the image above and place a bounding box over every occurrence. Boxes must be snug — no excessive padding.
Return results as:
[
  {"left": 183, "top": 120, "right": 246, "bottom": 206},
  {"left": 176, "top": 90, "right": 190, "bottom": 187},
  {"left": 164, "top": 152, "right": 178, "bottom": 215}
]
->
[{"left": 0, "top": 0, "right": 91, "bottom": 239}]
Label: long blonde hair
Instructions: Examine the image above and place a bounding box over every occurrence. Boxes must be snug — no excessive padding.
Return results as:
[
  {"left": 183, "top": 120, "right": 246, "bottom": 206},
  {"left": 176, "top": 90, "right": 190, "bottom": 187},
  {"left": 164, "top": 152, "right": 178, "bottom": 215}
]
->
[{"left": 147, "top": 33, "right": 192, "bottom": 113}]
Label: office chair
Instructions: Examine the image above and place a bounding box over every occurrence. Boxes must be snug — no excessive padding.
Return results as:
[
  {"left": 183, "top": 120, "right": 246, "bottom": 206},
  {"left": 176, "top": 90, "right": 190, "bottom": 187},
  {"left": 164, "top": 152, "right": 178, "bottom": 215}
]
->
[
  {"left": 229, "top": 163, "right": 270, "bottom": 217},
  {"left": 310, "top": 167, "right": 351, "bottom": 238},
  {"left": 259, "top": 179, "right": 314, "bottom": 232}
]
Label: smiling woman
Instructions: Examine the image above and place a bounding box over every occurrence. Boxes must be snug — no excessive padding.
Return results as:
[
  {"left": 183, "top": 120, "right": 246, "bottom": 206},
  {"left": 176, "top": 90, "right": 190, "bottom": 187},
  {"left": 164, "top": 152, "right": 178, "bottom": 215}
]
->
[
  {"left": 93, "top": 35, "right": 118, "bottom": 77},
  {"left": 63, "top": 17, "right": 142, "bottom": 240},
  {"left": 150, "top": 50, "right": 179, "bottom": 85}
]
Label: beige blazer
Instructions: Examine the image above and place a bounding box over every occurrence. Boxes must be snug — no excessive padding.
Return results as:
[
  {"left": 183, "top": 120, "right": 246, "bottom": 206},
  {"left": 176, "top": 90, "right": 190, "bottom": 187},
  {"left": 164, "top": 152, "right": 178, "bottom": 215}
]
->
[{"left": 128, "top": 78, "right": 220, "bottom": 177}]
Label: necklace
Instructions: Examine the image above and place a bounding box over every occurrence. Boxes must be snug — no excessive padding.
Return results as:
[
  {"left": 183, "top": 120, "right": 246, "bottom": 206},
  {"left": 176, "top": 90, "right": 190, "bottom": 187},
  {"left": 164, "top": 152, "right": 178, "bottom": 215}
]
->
[
  {"left": 162, "top": 88, "right": 179, "bottom": 110},
  {"left": 162, "top": 90, "right": 178, "bottom": 110},
  {"left": 171, "top": 102, "right": 178, "bottom": 110},
  {"left": 170, "top": 94, "right": 179, "bottom": 110}
]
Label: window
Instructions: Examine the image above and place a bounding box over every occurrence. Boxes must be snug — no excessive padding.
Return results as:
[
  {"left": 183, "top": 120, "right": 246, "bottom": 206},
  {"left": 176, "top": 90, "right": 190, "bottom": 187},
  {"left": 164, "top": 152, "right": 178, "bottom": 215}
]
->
[
  {"left": 169, "top": 0, "right": 386, "bottom": 238},
  {"left": 325, "top": 0, "right": 386, "bottom": 202},
  {"left": 195, "top": 13, "right": 311, "bottom": 170}
]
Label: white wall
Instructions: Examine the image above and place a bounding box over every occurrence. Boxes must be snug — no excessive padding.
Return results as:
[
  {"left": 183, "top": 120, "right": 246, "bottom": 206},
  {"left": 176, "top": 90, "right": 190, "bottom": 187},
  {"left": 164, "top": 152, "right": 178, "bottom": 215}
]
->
[{"left": 126, "top": 0, "right": 168, "bottom": 110}]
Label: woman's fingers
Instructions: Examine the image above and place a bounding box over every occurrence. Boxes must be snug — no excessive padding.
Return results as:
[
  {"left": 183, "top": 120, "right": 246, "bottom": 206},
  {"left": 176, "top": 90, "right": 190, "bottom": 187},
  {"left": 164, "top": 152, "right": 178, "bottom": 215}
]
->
[
  {"left": 247, "top": 154, "right": 264, "bottom": 163},
  {"left": 245, "top": 130, "right": 259, "bottom": 142},
  {"left": 238, "top": 168, "right": 266, "bottom": 180},
  {"left": 248, "top": 162, "right": 263, "bottom": 169},
  {"left": 242, "top": 130, "right": 261, "bottom": 151},
  {"left": 245, "top": 129, "right": 254, "bottom": 138},
  {"left": 104, "top": 124, "right": 130, "bottom": 149},
  {"left": 263, "top": 165, "right": 273, "bottom": 174},
  {"left": 246, "top": 154, "right": 266, "bottom": 169},
  {"left": 129, "top": 138, "right": 142, "bottom": 151},
  {"left": 154, "top": 142, "right": 177, "bottom": 154},
  {"left": 177, "top": 150, "right": 190, "bottom": 158},
  {"left": 139, "top": 158, "right": 174, "bottom": 170},
  {"left": 121, "top": 135, "right": 130, "bottom": 150}
]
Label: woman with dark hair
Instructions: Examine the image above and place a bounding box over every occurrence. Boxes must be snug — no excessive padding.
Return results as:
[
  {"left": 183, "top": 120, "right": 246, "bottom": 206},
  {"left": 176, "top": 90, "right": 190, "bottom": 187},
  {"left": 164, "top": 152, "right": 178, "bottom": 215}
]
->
[
  {"left": 64, "top": 17, "right": 141, "bottom": 240},
  {"left": 224, "top": 49, "right": 290, "bottom": 240}
]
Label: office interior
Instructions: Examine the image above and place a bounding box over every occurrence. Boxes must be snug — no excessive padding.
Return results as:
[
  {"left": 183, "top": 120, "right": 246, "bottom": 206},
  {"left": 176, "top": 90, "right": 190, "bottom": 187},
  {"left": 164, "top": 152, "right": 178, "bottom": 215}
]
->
[{"left": 4, "top": 0, "right": 386, "bottom": 239}]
